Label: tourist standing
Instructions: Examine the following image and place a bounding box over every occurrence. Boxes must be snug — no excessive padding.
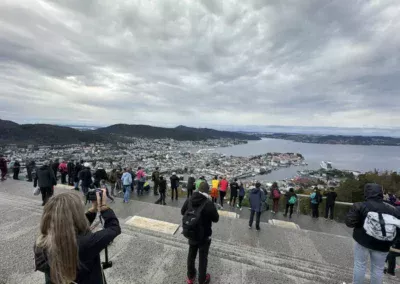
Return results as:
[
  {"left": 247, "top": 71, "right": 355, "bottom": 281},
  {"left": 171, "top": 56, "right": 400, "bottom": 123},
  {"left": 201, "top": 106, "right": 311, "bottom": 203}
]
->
[
  {"left": 93, "top": 166, "right": 107, "bottom": 188},
  {"left": 324, "top": 187, "right": 337, "bottom": 220},
  {"left": 270, "top": 182, "right": 281, "bottom": 214},
  {"left": 78, "top": 163, "right": 92, "bottom": 196},
  {"left": 58, "top": 161, "right": 68, "bottom": 184},
  {"left": 34, "top": 161, "right": 57, "bottom": 206},
  {"left": 67, "top": 160, "right": 75, "bottom": 186},
  {"left": 345, "top": 183, "right": 400, "bottom": 284},
  {"left": 210, "top": 176, "right": 219, "bottom": 204},
  {"left": 249, "top": 182, "right": 265, "bottom": 231},
  {"left": 108, "top": 169, "right": 118, "bottom": 197},
  {"left": 283, "top": 188, "right": 297, "bottom": 218},
  {"left": 152, "top": 167, "right": 160, "bottom": 196},
  {"left": 181, "top": 182, "right": 219, "bottom": 284},
  {"left": 155, "top": 176, "right": 167, "bottom": 205},
  {"left": 51, "top": 159, "right": 59, "bottom": 181},
  {"left": 121, "top": 168, "right": 133, "bottom": 203},
  {"left": 385, "top": 235, "right": 400, "bottom": 276},
  {"left": 13, "top": 159, "right": 21, "bottom": 180},
  {"left": 229, "top": 178, "right": 239, "bottom": 207},
  {"left": 219, "top": 176, "right": 228, "bottom": 209},
  {"left": 136, "top": 167, "right": 146, "bottom": 195},
  {"left": 73, "top": 160, "right": 83, "bottom": 190},
  {"left": 310, "top": 188, "right": 322, "bottom": 218},
  {"left": 237, "top": 182, "right": 245, "bottom": 210},
  {"left": 26, "top": 160, "right": 36, "bottom": 182},
  {"left": 187, "top": 174, "right": 196, "bottom": 198},
  {"left": 0, "top": 154, "right": 8, "bottom": 181},
  {"left": 116, "top": 169, "right": 123, "bottom": 193},
  {"left": 170, "top": 172, "right": 180, "bottom": 201}
]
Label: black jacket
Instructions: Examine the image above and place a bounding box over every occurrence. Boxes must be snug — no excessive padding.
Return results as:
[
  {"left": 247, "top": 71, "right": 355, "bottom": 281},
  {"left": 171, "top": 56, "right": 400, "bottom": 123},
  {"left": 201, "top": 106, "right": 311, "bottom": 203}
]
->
[
  {"left": 34, "top": 165, "right": 57, "bottom": 188},
  {"left": 187, "top": 177, "right": 196, "bottom": 191},
  {"left": 230, "top": 182, "right": 239, "bottom": 196},
  {"left": 51, "top": 162, "right": 59, "bottom": 174},
  {"left": 94, "top": 169, "right": 108, "bottom": 182},
  {"left": 67, "top": 162, "right": 75, "bottom": 175},
  {"left": 13, "top": 161, "right": 20, "bottom": 169},
  {"left": 34, "top": 208, "right": 121, "bottom": 284},
  {"left": 345, "top": 183, "right": 400, "bottom": 252},
  {"left": 170, "top": 175, "right": 180, "bottom": 188},
  {"left": 325, "top": 191, "right": 337, "bottom": 206},
  {"left": 74, "top": 163, "right": 83, "bottom": 180},
  {"left": 285, "top": 191, "right": 297, "bottom": 205},
  {"left": 79, "top": 168, "right": 93, "bottom": 187},
  {"left": 159, "top": 179, "right": 167, "bottom": 193},
  {"left": 181, "top": 192, "right": 219, "bottom": 243}
]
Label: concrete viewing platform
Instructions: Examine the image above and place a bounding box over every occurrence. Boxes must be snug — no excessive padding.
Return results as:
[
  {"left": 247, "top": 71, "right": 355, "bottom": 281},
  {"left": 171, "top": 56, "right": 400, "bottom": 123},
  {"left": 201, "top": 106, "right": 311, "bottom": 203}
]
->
[{"left": 0, "top": 179, "right": 399, "bottom": 283}]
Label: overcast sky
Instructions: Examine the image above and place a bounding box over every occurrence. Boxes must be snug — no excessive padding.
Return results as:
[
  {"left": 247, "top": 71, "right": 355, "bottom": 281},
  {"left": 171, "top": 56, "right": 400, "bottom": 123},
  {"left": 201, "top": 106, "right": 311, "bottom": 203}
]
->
[{"left": 1, "top": 0, "right": 399, "bottom": 129}]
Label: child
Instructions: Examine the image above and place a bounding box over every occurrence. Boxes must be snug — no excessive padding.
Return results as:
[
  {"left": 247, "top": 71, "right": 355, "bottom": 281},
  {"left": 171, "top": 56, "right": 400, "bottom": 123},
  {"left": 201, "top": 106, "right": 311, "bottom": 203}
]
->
[
  {"left": 237, "top": 182, "right": 245, "bottom": 210},
  {"left": 100, "top": 179, "right": 115, "bottom": 203}
]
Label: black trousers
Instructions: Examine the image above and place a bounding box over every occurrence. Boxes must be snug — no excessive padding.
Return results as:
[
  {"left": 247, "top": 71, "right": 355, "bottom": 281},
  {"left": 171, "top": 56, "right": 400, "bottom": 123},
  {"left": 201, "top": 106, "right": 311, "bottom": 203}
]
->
[
  {"left": 386, "top": 250, "right": 400, "bottom": 275},
  {"left": 187, "top": 188, "right": 193, "bottom": 198},
  {"left": 40, "top": 187, "right": 53, "bottom": 205},
  {"left": 238, "top": 196, "right": 244, "bottom": 207},
  {"left": 249, "top": 210, "right": 261, "bottom": 229},
  {"left": 187, "top": 239, "right": 211, "bottom": 284},
  {"left": 155, "top": 192, "right": 166, "bottom": 204},
  {"left": 13, "top": 168, "right": 19, "bottom": 180},
  {"left": 153, "top": 181, "right": 159, "bottom": 195},
  {"left": 171, "top": 186, "right": 178, "bottom": 200},
  {"left": 61, "top": 173, "right": 67, "bottom": 184},
  {"left": 230, "top": 195, "right": 237, "bottom": 206},
  {"left": 311, "top": 203, "right": 319, "bottom": 218},
  {"left": 220, "top": 191, "right": 226, "bottom": 207},
  {"left": 27, "top": 168, "right": 33, "bottom": 181},
  {"left": 68, "top": 174, "right": 74, "bottom": 185},
  {"left": 285, "top": 204, "right": 294, "bottom": 217},
  {"left": 325, "top": 204, "right": 335, "bottom": 219}
]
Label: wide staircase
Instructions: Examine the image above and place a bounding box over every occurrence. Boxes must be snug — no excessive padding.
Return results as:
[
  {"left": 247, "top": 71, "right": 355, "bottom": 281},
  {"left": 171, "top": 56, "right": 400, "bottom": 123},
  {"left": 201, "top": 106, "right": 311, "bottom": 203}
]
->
[{"left": 0, "top": 180, "right": 399, "bottom": 284}]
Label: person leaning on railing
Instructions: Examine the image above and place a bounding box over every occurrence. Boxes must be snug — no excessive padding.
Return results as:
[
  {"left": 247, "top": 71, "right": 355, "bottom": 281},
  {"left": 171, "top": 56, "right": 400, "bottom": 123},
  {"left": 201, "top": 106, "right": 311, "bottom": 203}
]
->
[{"left": 34, "top": 189, "right": 121, "bottom": 284}]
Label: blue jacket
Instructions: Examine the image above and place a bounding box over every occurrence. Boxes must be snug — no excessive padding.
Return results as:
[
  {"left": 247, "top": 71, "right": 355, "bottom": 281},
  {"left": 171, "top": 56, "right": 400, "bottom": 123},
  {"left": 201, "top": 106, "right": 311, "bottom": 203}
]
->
[
  {"left": 249, "top": 187, "right": 266, "bottom": 213},
  {"left": 121, "top": 172, "right": 132, "bottom": 185},
  {"left": 239, "top": 185, "right": 245, "bottom": 197}
]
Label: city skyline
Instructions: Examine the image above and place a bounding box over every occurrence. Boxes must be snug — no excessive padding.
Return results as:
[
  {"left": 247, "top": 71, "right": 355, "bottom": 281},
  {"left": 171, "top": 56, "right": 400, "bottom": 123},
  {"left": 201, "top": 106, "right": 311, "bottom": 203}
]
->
[{"left": 1, "top": 1, "right": 399, "bottom": 128}]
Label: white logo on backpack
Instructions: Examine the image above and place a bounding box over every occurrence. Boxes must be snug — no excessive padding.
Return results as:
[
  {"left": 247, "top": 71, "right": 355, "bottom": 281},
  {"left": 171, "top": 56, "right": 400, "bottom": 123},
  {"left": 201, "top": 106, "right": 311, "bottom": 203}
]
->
[{"left": 363, "top": 212, "right": 400, "bottom": 241}]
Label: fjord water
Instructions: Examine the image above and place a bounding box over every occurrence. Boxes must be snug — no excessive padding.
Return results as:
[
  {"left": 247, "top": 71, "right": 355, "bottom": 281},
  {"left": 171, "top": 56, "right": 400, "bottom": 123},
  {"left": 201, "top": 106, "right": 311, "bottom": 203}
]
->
[{"left": 215, "top": 138, "right": 400, "bottom": 181}]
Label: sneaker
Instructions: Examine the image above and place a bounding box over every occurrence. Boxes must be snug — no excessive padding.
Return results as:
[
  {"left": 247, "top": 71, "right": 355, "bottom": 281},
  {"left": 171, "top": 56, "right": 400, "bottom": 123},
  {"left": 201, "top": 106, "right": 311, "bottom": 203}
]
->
[
  {"left": 240, "top": 207, "right": 242, "bottom": 211},
  {"left": 256, "top": 227, "right": 260, "bottom": 231},
  {"left": 203, "top": 273, "right": 211, "bottom": 284},
  {"left": 248, "top": 225, "right": 252, "bottom": 229},
  {"left": 236, "top": 204, "right": 240, "bottom": 208},
  {"left": 186, "top": 277, "right": 195, "bottom": 284}
]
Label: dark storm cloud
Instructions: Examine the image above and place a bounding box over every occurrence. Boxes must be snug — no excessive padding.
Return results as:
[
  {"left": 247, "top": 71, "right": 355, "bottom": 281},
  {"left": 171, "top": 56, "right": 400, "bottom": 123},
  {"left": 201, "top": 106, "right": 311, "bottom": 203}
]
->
[{"left": 0, "top": 0, "right": 399, "bottom": 128}]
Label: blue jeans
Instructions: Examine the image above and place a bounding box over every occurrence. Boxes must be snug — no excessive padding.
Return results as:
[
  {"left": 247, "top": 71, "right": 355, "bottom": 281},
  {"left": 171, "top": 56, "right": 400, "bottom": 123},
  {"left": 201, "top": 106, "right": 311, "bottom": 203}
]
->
[
  {"left": 123, "top": 185, "right": 131, "bottom": 202},
  {"left": 353, "top": 242, "right": 388, "bottom": 284}
]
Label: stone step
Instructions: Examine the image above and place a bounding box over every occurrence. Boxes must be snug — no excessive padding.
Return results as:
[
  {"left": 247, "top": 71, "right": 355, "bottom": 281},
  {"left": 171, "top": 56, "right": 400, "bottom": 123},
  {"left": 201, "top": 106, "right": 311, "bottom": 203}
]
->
[{"left": 120, "top": 223, "right": 354, "bottom": 283}]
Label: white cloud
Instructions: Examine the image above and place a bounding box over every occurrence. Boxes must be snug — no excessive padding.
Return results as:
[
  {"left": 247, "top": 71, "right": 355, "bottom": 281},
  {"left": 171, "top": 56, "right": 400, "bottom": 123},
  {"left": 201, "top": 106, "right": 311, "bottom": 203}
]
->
[{"left": 0, "top": 0, "right": 399, "bottom": 128}]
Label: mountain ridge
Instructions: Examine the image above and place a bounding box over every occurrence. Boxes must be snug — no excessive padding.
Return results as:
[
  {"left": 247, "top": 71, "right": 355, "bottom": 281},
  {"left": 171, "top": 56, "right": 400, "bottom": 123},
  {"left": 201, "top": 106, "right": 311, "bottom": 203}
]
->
[{"left": 0, "top": 119, "right": 260, "bottom": 145}]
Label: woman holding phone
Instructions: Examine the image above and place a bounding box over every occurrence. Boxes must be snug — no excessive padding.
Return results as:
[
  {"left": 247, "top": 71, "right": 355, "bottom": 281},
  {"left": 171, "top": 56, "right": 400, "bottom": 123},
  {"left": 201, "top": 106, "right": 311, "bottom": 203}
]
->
[{"left": 34, "top": 189, "right": 121, "bottom": 284}]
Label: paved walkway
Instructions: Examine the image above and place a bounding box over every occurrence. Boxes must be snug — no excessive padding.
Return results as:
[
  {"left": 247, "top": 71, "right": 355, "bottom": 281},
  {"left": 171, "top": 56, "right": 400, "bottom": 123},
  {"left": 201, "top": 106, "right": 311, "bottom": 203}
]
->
[{"left": 0, "top": 179, "right": 397, "bottom": 284}]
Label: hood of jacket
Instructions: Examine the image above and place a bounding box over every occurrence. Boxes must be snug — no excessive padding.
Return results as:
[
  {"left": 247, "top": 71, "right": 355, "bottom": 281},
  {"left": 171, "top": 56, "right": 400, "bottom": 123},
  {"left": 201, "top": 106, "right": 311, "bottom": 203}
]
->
[
  {"left": 190, "top": 191, "right": 209, "bottom": 206},
  {"left": 251, "top": 187, "right": 261, "bottom": 195},
  {"left": 364, "top": 183, "right": 383, "bottom": 201}
]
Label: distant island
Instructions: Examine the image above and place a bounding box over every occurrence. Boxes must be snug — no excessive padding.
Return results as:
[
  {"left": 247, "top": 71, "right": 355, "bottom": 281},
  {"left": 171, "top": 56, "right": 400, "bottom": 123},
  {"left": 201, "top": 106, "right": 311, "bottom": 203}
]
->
[
  {"left": 259, "top": 133, "right": 400, "bottom": 146},
  {"left": 0, "top": 119, "right": 260, "bottom": 146}
]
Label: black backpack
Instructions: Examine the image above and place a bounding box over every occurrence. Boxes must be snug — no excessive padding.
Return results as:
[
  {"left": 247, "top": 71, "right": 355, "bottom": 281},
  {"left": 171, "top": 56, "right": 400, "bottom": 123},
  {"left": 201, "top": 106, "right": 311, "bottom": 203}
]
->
[{"left": 182, "top": 200, "right": 208, "bottom": 241}]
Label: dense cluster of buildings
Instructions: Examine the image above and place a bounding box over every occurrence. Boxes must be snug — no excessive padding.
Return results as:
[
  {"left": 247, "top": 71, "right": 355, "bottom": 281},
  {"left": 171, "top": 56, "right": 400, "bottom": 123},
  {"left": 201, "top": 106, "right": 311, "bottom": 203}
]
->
[{"left": 1, "top": 138, "right": 305, "bottom": 184}]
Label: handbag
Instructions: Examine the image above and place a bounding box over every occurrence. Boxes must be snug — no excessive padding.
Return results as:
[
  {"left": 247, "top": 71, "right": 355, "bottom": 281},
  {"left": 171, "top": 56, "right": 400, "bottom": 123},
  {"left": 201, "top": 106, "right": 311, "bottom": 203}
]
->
[{"left": 33, "top": 187, "right": 40, "bottom": 196}]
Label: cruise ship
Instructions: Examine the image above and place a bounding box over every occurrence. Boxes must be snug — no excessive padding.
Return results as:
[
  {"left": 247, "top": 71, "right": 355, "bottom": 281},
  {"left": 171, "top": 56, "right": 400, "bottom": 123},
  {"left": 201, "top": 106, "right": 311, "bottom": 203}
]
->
[{"left": 320, "top": 161, "right": 333, "bottom": 170}]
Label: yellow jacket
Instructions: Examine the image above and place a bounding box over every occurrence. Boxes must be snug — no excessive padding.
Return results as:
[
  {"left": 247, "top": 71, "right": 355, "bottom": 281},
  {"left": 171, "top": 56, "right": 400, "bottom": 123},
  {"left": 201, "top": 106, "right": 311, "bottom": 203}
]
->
[{"left": 212, "top": 179, "right": 219, "bottom": 189}]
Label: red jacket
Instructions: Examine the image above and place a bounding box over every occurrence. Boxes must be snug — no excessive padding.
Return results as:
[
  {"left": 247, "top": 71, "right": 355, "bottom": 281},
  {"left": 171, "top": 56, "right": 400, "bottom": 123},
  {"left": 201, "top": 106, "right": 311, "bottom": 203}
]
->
[
  {"left": 58, "top": 162, "right": 68, "bottom": 173},
  {"left": 220, "top": 179, "right": 228, "bottom": 192}
]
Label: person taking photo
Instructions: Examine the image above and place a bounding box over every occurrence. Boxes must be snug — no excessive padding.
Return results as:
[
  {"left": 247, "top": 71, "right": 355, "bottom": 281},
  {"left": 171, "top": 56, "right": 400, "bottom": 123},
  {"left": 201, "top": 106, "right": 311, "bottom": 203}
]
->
[{"left": 34, "top": 189, "right": 121, "bottom": 284}]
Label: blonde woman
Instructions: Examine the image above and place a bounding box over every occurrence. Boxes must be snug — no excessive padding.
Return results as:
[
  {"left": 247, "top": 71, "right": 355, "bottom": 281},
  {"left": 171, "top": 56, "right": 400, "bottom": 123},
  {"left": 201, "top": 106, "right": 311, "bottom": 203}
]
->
[{"left": 34, "top": 189, "right": 121, "bottom": 284}]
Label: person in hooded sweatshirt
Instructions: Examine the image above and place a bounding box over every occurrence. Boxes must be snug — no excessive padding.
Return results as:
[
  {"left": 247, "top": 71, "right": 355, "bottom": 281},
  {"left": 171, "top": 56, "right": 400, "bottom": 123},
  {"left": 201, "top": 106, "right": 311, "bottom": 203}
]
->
[
  {"left": 79, "top": 163, "right": 92, "bottom": 196},
  {"left": 229, "top": 178, "right": 239, "bottom": 207},
  {"left": 93, "top": 166, "right": 107, "bottom": 188},
  {"left": 34, "top": 161, "right": 57, "bottom": 206},
  {"left": 248, "top": 182, "right": 266, "bottom": 231},
  {"left": 346, "top": 183, "right": 400, "bottom": 284},
  {"left": 155, "top": 176, "right": 167, "bottom": 205},
  {"left": 170, "top": 172, "right": 180, "bottom": 201},
  {"left": 181, "top": 182, "right": 219, "bottom": 284}
]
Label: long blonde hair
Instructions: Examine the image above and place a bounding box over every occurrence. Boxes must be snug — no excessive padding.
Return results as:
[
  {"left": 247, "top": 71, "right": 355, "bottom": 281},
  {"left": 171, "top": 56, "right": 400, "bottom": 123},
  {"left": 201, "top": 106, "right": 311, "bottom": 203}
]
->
[{"left": 36, "top": 192, "right": 90, "bottom": 284}]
